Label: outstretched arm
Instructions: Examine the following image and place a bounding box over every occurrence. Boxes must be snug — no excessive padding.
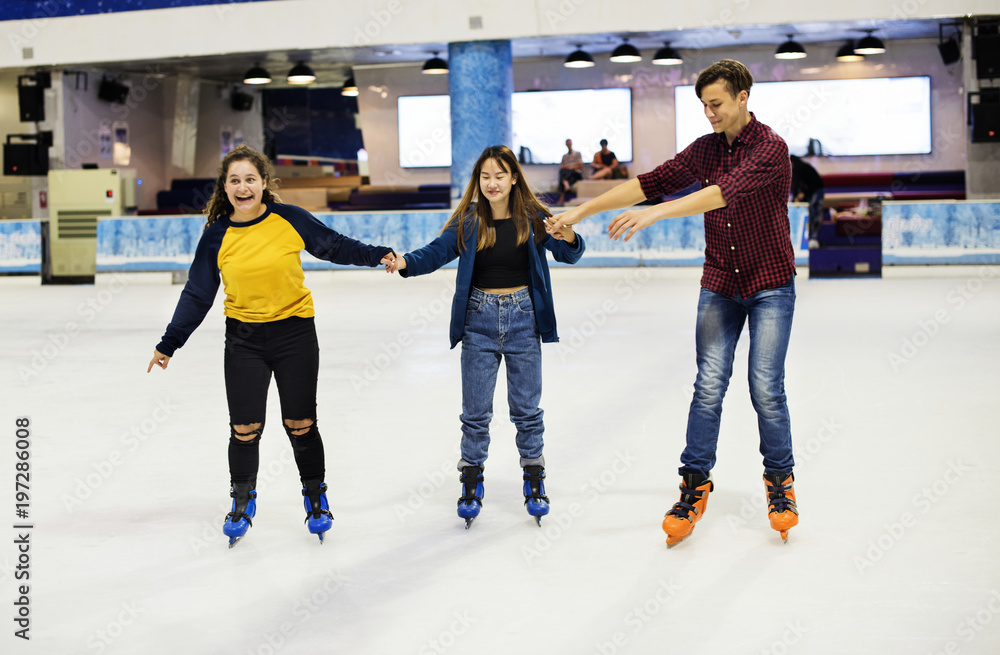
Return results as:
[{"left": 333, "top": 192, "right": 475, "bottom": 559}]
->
[
  {"left": 546, "top": 178, "right": 646, "bottom": 232},
  {"left": 607, "top": 185, "right": 727, "bottom": 241}
]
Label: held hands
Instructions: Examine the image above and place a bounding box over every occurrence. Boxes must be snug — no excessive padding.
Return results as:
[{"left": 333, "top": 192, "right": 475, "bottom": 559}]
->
[
  {"left": 147, "top": 350, "right": 170, "bottom": 373},
  {"left": 545, "top": 207, "right": 586, "bottom": 235},
  {"left": 384, "top": 254, "right": 407, "bottom": 274},
  {"left": 544, "top": 217, "right": 577, "bottom": 243}
]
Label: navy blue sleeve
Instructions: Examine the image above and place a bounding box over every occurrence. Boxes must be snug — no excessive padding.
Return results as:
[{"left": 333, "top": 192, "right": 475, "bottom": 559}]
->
[
  {"left": 155, "top": 222, "right": 224, "bottom": 356},
  {"left": 542, "top": 231, "right": 585, "bottom": 264},
  {"left": 399, "top": 219, "right": 464, "bottom": 278},
  {"left": 279, "top": 203, "right": 393, "bottom": 267}
]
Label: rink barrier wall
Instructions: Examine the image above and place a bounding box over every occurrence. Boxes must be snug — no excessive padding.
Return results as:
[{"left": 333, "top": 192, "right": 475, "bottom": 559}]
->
[{"left": 3, "top": 202, "right": 997, "bottom": 274}]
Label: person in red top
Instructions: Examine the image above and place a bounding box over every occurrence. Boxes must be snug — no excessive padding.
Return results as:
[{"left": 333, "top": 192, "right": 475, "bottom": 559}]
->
[{"left": 548, "top": 59, "right": 799, "bottom": 546}]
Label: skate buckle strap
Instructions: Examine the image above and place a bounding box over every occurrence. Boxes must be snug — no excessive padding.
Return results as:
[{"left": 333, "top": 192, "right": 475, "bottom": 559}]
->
[
  {"left": 766, "top": 481, "right": 798, "bottom": 515},
  {"left": 523, "top": 467, "right": 548, "bottom": 503},
  {"left": 666, "top": 500, "right": 698, "bottom": 521},
  {"left": 459, "top": 471, "right": 483, "bottom": 506},
  {"left": 226, "top": 511, "right": 253, "bottom": 527}
]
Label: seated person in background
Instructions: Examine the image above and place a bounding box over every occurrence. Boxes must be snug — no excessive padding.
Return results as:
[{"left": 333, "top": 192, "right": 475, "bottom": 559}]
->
[
  {"left": 590, "top": 139, "right": 619, "bottom": 179},
  {"left": 557, "top": 138, "right": 584, "bottom": 206},
  {"left": 591, "top": 139, "right": 628, "bottom": 179},
  {"left": 790, "top": 154, "right": 824, "bottom": 249}
]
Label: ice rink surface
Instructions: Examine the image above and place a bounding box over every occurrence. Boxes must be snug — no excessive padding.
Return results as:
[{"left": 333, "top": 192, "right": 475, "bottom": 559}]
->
[{"left": 2, "top": 264, "right": 999, "bottom": 654}]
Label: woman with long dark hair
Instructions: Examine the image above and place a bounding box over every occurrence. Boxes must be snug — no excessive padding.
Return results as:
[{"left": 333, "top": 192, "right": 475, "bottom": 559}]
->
[
  {"left": 387, "top": 145, "right": 585, "bottom": 528},
  {"left": 148, "top": 145, "right": 395, "bottom": 547}
]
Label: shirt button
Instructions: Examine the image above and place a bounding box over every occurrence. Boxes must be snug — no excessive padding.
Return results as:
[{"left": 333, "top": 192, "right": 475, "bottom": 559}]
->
[
  {"left": 730, "top": 246, "right": 735, "bottom": 250},
  {"left": 727, "top": 223, "right": 731, "bottom": 227},
  {"left": 735, "top": 269, "right": 740, "bottom": 273}
]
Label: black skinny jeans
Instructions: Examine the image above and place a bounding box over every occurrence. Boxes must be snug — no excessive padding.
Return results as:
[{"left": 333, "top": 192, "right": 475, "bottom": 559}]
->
[{"left": 224, "top": 315, "right": 324, "bottom": 485}]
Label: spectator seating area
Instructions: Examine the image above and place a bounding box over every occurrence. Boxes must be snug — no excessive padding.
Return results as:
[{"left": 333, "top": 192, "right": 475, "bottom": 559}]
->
[{"left": 152, "top": 175, "right": 450, "bottom": 214}]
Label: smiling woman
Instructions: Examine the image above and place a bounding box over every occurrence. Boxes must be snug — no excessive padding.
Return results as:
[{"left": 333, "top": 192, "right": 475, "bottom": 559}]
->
[{"left": 147, "top": 144, "right": 397, "bottom": 548}]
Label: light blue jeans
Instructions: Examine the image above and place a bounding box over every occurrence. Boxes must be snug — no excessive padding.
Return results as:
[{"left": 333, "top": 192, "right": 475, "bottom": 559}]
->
[
  {"left": 459, "top": 287, "right": 544, "bottom": 470},
  {"left": 681, "top": 276, "right": 796, "bottom": 477}
]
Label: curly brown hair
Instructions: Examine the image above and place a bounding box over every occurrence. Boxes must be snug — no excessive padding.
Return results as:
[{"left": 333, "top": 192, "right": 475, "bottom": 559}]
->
[
  {"left": 695, "top": 59, "right": 754, "bottom": 100},
  {"left": 204, "top": 146, "right": 281, "bottom": 229},
  {"left": 447, "top": 145, "right": 551, "bottom": 252}
]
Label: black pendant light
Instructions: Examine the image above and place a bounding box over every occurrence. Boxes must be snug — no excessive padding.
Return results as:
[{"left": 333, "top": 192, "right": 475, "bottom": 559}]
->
[
  {"left": 341, "top": 73, "right": 358, "bottom": 97},
  {"left": 610, "top": 38, "right": 642, "bottom": 63},
  {"left": 243, "top": 63, "right": 272, "bottom": 85},
  {"left": 774, "top": 35, "right": 807, "bottom": 60},
  {"left": 286, "top": 62, "right": 316, "bottom": 85},
  {"left": 836, "top": 41, "right": 864, "bottom": 62},
  {"left": 855, "top": 30, "right": 886, "bottom": 55},
  {"left": 422, "top": 52, "right": 449, "bottom": 74},
  {"left": 652, "top": 42, "right": 683, "bottom": 66},
  {"left": 564, "top": 45, "right": 595, "bottom": 68}
]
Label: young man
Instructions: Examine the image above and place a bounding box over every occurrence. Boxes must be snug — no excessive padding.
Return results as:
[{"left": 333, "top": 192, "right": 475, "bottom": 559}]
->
[
  {"left": 547, "top": 59, "right": 799, "bottom": 546},
  {"left": 557, "top": 138, "right": 584, "bottom": 206}
]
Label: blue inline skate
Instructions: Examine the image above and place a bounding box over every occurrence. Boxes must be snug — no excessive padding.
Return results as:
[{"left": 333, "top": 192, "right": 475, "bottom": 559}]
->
[
  {"left": 302, "top": 479, "right": 334, "bottom": 543},
  {"left": 458, "top": 466, "right": 484, "bottom": 529},
  {"left": 523, "top": 465, "right": 550, "bottom": 526},
  {"left": 223, "top": 481, "right": 257, "bottom": 548}
]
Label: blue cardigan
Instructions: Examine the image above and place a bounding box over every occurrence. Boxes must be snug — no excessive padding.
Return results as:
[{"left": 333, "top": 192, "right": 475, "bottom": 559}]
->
[{"left": 400, "top": 212, "right": 585, "bottom": 348}]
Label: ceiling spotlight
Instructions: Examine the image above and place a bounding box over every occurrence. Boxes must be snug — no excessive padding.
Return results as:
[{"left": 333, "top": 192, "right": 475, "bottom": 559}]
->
[
  {"left": 855, "top": 30, "right": 886, "bottom": 55},
  {"left": 652, "top": 42, "right": 683, "bottom": 65},
  {"left": 836, "top": 41, "right": 864, "bottom": 62},
  {"left": 610, "top": 38, "right": 642, "bottom": 63},
  {"left": 243, "top": 64, "right": 272, "bottom": 85},
  {"left": 564, "top": 45, "right": 595, "bottom": 68},
  {"left": 286, "top": 62, "right": 316, "bottom": 85},
  {"left": 422, "top": 52, "right": 449, "bottom": 74},
  {"left": 774, "top": 35, "right": 807, "bottom": 60},
  {"left": 341, "top": 74, "right": 358, "bottom": 97}
]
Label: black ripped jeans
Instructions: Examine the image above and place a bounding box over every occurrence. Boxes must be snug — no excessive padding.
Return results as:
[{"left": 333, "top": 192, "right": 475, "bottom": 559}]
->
[{"left": 224, "top": 315, "right": 325, "bottom": 486}]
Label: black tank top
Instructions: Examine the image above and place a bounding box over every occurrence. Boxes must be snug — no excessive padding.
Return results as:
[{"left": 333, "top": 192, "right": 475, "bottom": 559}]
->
[{"left": 473, "top": 218, "right": 529, "bottom": 288}]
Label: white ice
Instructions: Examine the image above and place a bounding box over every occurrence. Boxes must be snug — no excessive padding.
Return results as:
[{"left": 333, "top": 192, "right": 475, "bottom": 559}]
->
[{"left": 2, "top": 264, "right": 999, "bottom": 654}]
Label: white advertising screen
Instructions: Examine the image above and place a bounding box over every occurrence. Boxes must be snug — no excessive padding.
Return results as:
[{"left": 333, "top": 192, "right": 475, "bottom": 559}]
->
[{"left": 674, "top": 76, "right": 932, "bottom": 157}]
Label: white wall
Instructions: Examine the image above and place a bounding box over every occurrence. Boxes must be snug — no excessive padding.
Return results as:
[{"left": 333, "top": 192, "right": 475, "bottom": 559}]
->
[
  {"left": 193, "top": 84, "right": 265, "bottom": 179},
  {"left": 0, "top": 0, "right": 991, "bottom": 70},
  {"left": 358, "top": 38, "right": 965, "bottom": 190}
]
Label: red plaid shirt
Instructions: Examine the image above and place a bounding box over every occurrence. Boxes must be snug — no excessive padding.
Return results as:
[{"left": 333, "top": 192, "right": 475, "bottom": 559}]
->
[{"left": 638, "top": 113, "right": 795, "bottom": 298}]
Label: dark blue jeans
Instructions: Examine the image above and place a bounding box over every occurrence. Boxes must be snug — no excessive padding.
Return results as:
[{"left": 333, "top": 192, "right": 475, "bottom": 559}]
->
[
  {"left": 681, "top": 277, "right": 796, "bottom": 477},
  {"left": 459, "top": 287, "right": 544, "bottom": 469}
]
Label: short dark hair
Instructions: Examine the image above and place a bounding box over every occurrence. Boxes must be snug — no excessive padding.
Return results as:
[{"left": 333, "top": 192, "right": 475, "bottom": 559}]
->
[
  {"left": 599, "top": 139, "right": 608, "bottom": 146},
  {"left": 695, "top": 59, "right": 753, "bottom": 99}
]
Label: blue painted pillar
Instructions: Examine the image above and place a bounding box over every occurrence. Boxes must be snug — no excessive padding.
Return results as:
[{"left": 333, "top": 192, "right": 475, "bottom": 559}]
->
[{"left": 448, "top": 40, "right": 513, "bottom": 202}]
